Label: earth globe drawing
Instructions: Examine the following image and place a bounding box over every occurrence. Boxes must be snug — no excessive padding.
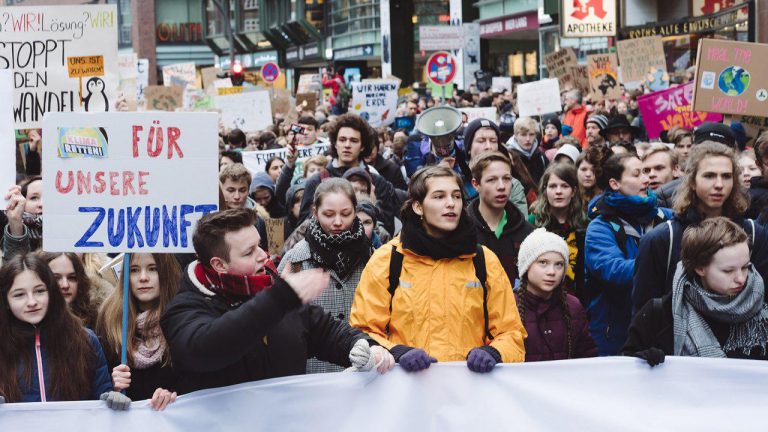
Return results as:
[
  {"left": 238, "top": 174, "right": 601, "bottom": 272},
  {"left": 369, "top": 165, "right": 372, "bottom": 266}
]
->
[{"left": 717, "top": 66, "right": 751, "bottom": 96}]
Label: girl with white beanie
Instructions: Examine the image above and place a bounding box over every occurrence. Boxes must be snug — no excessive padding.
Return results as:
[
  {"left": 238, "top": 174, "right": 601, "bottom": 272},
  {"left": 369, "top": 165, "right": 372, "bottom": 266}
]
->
[{"left": 516, "top": 228, "right": 597, "bottom": 362}]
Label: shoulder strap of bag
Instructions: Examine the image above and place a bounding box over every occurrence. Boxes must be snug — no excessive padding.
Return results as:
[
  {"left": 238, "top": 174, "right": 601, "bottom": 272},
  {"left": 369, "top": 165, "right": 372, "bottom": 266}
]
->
[
  {"left": 473, "top": 244, "right": 494, "bottom": 342},
  {"left": 666, "top": 220, "right": 674, "bottom": 277},
  {"left": 388, "top": 245, "right": 403, "bottom": 313}
]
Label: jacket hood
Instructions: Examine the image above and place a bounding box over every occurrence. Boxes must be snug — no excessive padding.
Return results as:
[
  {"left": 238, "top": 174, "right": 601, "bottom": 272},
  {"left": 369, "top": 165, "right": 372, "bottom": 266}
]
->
[
  {"left": 506, "top": 135, "right": 539, "bottom": 158},
  {"left": 250, "top": 172, "right": 275, "bottom": 196},
  {"left": 285, "top": 182, "right": 306, "bottom": 208},
  {"left": 468, "top": 198, "right": 527, "bottom": 237}
]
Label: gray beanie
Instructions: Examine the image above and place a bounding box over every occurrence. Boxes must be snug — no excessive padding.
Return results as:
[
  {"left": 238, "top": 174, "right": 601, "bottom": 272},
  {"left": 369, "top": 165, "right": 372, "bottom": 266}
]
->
[{"left": 517, "top": 228, "right": 570, "bottom": 278}]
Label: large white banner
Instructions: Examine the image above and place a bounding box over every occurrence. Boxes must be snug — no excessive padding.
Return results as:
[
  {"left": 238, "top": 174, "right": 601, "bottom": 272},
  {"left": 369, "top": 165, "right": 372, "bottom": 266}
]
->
[
  {"left": 1, "top": 69, "right": 14, "bottom": 192},
  {"left": 350, "top": 79, "right": 399, "bottom": 127},
  {"left": 42, "top": 112, "right": 219, "bottom": 252},
  {"left": 0, "top": 5, "right": 119, "bottom": 128},
  {"left": 1, "top": 358, "right": 768, "bottom": 431},
  {"left": 242, "top": 142, "right": 329, "bottom": 175},
  {"left": 215, "top": 90, "right": 272, "bottom": 132}
]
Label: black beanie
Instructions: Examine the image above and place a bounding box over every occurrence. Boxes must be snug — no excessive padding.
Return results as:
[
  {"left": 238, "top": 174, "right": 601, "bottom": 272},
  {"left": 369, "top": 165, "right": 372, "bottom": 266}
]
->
[
  {"left": 463, "top": 118, "right": 501, "bottom": 157},
  {"left": 542, "top": 115, "right": 562, "bottom": 135}
]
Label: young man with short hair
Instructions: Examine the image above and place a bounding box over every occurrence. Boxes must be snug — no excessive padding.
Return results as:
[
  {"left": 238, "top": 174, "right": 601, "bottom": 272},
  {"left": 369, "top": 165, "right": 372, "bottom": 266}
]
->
[
  {"left": 468, "top": 151, "right": 534, "bottom": 282},
  {"left": 747, "top": 133, "right": 768, "bottom": 223},
  {"left": 640, "top": 144, "right": 681, "bottom": 191},
  {"left": 161, "top": 208, "right": 393, "bottom": 394},
  {"left": 220, "top": 163, "right": 255, "bottom": 210},
  {"left": 364, "top": 130, "right": 407, "bottom": 190},
  {"left": 505, "top": 117, "right": 549, "bottom": 184}
]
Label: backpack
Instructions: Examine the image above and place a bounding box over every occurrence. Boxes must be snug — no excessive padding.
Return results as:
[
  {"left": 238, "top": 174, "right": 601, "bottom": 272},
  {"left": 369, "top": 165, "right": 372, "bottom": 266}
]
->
[{"left": 387, "top": 244, "right": 494, "bottom": 342}]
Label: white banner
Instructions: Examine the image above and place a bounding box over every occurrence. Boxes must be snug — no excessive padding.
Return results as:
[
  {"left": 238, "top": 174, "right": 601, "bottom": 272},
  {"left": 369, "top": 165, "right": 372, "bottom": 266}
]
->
[
  {"left": 42, "top": 112, "right": 219, "bottom": 252},
  {"left": 491, "top": 76, "right": 512, "bottom": 92},
  {"left": 462, "top": 23, "right": 481, "bottom": 90},
  {"left": 2, "top": 358, "right": 768, "bottom": 431},
  {"left": 350, "top": 79, "right": 399, "bottom": 127},
  {"left": 419, "top": 25, "right": 464, "bottom": 51},
  {"left": 517, "top": 78, "right": 562, "bottom": 117},
  {"left": 459, "top": 107, "right": 498, "bottom": 124},
  {"left": 242, "top": 143, "right": 329, "bottom": 175},
  {"left": 215, "top": 90, "right": 272, "bottom": 132},
  {"left": 1, "top": 70, "right": 14, "bottom": 193},
  {"left": 379, "top": 0, "right": 392, "bottom": 78},
  {"left": 0, "top": 5, "right": 119, "bottom": 128},
  {"left": 162, "top": 62, "right": 197, "bottom": 89}
]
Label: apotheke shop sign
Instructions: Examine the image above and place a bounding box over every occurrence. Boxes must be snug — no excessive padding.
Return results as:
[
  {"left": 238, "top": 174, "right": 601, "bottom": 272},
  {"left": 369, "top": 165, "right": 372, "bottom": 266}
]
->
[{"left": 562, "top": 0, "right": 617, "bottom": 37}]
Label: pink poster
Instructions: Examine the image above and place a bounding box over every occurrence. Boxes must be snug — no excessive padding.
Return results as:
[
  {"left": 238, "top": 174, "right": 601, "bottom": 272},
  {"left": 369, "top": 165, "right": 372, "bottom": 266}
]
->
[{"left": 637, "top": 82, "right": 723, "bottom": 140}]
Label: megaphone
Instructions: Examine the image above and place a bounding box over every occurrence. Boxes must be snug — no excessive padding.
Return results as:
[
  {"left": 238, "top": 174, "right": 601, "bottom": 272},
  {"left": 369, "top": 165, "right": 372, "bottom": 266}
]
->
[{"left": 416, "top": 106, "right": 463, "bottom": 158}]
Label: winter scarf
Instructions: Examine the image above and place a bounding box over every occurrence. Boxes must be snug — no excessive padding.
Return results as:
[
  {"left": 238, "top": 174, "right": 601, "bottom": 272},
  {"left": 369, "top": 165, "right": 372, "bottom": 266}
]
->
[
  {"left": 506, "top": 135, "right": 539, "bottom": 159},
  {"left": 195, "top": 260, "right": 278, "bottom": 300},
  {"left": 132, "top": 311, "right": 165, "bottom": 369},
  {"left": 672, "top": 263, "right": 768, "bottom": 358},
  {"left": 601, "top": 189, "right": 659, "bottom": 225},
  {"left": 305, "top": 217, "right": 371, "bottom": 279},
  {"left": 400, "top": 213, "right": 477, "bottom": 260}
]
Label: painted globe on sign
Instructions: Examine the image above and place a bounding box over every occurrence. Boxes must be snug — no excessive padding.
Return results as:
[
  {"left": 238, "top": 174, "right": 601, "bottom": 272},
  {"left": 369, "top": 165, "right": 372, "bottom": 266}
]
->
[{"left": 717, "top": 66, "right": 751, "bottom": 96}]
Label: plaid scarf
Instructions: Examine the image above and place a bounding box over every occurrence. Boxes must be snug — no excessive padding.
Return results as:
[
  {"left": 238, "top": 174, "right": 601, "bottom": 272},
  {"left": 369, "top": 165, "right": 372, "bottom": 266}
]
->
[
  {"left": 305, "top": 217, "right": 371, "bottom": 279},
  {"left": 195, "top": 260, "right": 278, "bottom": 301},
  {"left": 672, "top": 262, "right": 768, "bottom": 357}
]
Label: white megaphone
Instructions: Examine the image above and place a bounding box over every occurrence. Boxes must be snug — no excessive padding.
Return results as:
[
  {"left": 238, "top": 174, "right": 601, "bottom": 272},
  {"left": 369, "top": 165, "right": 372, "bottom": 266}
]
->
[{"left": 416, "top": 106, "right": 462, "bottom": 158}]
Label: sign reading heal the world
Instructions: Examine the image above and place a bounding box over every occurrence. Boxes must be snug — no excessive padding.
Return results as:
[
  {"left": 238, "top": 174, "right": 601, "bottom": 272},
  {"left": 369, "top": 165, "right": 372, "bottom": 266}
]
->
[
  {"left": 42, "top": 112, "right": 219, "bottom": 252},
  {"left": 350, "top": 79, "right": 399, "bottom": 127},
  {"left": 0, "top": 5, "right": 119, "bottom": 129},
  {"left": 637, "top": 82, "right": 723, "bottom": 140}
]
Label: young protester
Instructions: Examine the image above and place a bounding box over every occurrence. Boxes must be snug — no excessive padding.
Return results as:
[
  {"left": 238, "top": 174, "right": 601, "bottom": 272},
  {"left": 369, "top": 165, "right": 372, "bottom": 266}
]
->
[
  {"left": 283, "top": 183, "right": 306, "bottom": 242},
  {"left": 541, "top": 115, "right": 562, "bottom": 152},
  {"left": 739, "top": 150, "right": 762, "bottom": 189},
  {"left": 278, "top": 179, "right": 374, "bottom": 373},
  {"left": 515, "top": 228, "right": 597, "bottom": 361},
  {"left": 39, "top": 252, "right": 98, "bottom": 329},
  {"left": 96, "top": 253, "right": 181, "bottom": 410},
  {"left": 528, "top": 163, "right": 588, "bottom": 300},
  {"left": 746, "top": 135, "right": 768, "bottom": 222},
  {"left": 250, "top": 172, "right": 287, "bottom": 218},
  {"left": 19, "top": 176, "right": 43, "bottom": 252},
  {"left": 219, "top": 150, "right": 243, "bottom": 173},
  {"left": 350, "top": 166, "right": 526, "bottom": 373},
  {"left": 632, "top": 141, "right": 768, "bottom": 315},
  {"left": 585, "top": 153, "right": 673, "bottom": 355},
  {"left": 0, "top": 254, "right": 127, "bottom": 409},
  {"left": 641, "top": 143, "right": 681, "bottom": 191},
  {"left": 160, "top": 209, "right": 393, "bottom": 394},
  {"left": 585, "top": 114, "right": 608, "bottom": 149},
  {"left": 467, "top": 151, "right": 534, "bottom": 283},
  {"left": 601, "top": 115, "right": 640, "bottom": 148},
  {"left": 624, "top": 217, "right": 768, "bottom": 364},
  {"left": 265, "top": 157, "right": 285, "bottom": 184},
  {"left": 552, "top": 143, "right": 581, "bottom": 164},
  {"left": 227, "top": 129, "right": 246, "bottom": 150},
  {"left": 576, "top": 146, "right": 607, "bottom": 214},
  {"left": 506, "top": 117, "right": 549, "bottom": 184},
  {"left": 356, "top": 197, "right": 390, "bottom": 249},
  {"left": 364, "top": 132, "right": 407, "bottom": 190},
  {"left": 219, "top": 163, "right": 269, "bottom": 252},
  {"left": 668, "top": 126, "right": 693, "bottom": 167}
]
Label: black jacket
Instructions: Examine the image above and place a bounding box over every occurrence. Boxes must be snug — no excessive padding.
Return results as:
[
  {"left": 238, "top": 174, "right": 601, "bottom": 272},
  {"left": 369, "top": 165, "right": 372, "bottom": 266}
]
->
[
  {"left": 747, "top": 176, "right": 768, "bottom": 224},
  {"left": 160, "top": 262, "right": 369, "bottom": 394},
  {"left": 654, "top": 178, "right": 681, "bottom": 209},
  {"left": 371, "top": 154, "right": 407, "bottom": 190},
  {"left": 467, "top": 199, "right": 534, "bottom": 283},
  {"left": 509, "top": 147, "right": 549, "bottom": 185}
]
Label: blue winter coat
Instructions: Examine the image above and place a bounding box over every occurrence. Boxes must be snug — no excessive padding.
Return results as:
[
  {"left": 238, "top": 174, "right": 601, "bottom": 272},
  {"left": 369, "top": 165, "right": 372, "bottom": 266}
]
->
[{"left": 20, "top": 327, "right": 112, "bottom": 402}]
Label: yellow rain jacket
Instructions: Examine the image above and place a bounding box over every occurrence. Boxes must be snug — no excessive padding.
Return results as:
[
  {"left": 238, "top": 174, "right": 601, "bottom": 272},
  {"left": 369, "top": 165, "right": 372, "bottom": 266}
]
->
[{"left": 350, "top": 239, "right": 526, "bottom": 362}]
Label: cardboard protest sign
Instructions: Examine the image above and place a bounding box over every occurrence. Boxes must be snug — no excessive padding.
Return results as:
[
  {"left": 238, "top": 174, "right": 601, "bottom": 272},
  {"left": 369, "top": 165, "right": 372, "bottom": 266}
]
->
[
  {"left": 544, "top": 48, "right": 578, "bottom": 88},
  {"left": 297, "top": 74, "right": 322, "bottom": 93},
  {"left": 350, "top": 79, "right": 399, "bottom": 127},
  {"left": 144, "top": 85, "right": 183, "bottom": 111},
  {"left": 569, "top": 65, "right": 591, "bottom": 96},
  {"left": 1, "top": 70, "right": 13, "bottom": 193},
  {"left": 201, "top": 67, "right": 220, "bottom": 90},
  {"left": 215, "top": 90, "right": 272, "bottom": 132},
  {"left": 296, "top": 93, "right": 317, "bottom": 112},
  {"left": 42, "top": 112, "right": 219, "bottom": 252},
  {"left": 137, "top": 58, "right": 149, "bottom": 101},
  {"left": 616, "top": 36, "right": 666, "bottom": 83},
  {"left": 517, "top": 78, "right": 562, "bottom": 117},
  {"left": 637, "top": 82, "right": 723, "bottom": 140},
  {"left": 491, "top": 77, "right": 512, "bottom": 92},
  {"left": 162, "top": 62, "right": 197, "bottom": 89},
  {"left": 692, "top": 39, "right": 768, "bottom": 117},
  {"left": 458, "top": 107, "right": 497, "bottom": 124},
  {"left": 0, "top": 4, "right": 119, "bottom": 128},
  {"left": 242, "top": 143, "right": 329, "bottom": 175},
  {"left": 265, "top": 218, "right": 285, "bottom": 256},
  {"left": 217, "top": 86, "right": 244, "bottom": 96},
  {"left": 270, "top": 88, "right": 292, "bottom": 116},
  {"left": 587, "top": 53, "right": 621, "bottom": 101}
]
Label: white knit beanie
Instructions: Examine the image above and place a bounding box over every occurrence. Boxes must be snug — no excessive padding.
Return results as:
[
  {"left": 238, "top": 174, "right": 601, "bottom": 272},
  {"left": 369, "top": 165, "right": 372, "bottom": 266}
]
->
[{"left": 517, "top": 228, "right": 570, "bottom": 279}]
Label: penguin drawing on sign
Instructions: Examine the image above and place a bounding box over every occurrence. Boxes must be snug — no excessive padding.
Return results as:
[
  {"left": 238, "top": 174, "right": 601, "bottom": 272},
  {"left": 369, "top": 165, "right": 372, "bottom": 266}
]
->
[{"left": 84, "top": 77, "right": 109, "bottom": 112}]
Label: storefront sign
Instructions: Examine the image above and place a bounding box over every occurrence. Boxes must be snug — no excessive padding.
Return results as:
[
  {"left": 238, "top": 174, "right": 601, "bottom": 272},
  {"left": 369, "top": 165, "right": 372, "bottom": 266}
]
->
[
  {"left": 562, "top": 0, "right": 617, "bottom": 37},
  {"left": 334, "top": 44, "right": 375, "bottom": 60},
  {"left": 619, "top": 2, "right": 747, "bottom": 39},
  {"left": 156, "top": 22, "right": 203, "bottom": 44},
  {"left": 638, "top": 82, "right": 723, "bottom": 139},
  {"left": 692, "top": 39, "right": 768, "bottom": 117},
  {"left": 479, "top": 11, "right": 538, "bottom": 37},
  {"left": 419, "top": 26, "right": 464, "bottom": 51},
  {"left": 587, "top": 53, "right": 620, "bottom": 101},
  {"left": 616, "top": 36, "right": 666, "bottom": 83}
]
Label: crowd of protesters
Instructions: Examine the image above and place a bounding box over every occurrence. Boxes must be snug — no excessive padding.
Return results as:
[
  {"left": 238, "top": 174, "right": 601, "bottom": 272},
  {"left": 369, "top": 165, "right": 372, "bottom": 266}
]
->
[{"left": 3, "top": 68, "right": 768, "bottom": 411}]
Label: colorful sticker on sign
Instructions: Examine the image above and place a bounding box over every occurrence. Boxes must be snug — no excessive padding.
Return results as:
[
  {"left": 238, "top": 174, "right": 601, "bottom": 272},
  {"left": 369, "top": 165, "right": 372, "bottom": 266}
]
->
[
  {"left": 58, "top": 127, "right": 108, "bottom": 158},
  {"left": 717, "top": 66, "right": 750, "bottom": 96}
]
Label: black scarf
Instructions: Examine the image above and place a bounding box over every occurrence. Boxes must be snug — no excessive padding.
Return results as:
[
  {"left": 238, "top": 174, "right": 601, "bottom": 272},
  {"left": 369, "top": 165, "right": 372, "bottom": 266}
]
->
[
  {"left": 400, "top": 213, "right": 477, "bottom": 259},
  {"left": 305, "top": 217, "right": 372, "bottom": 279}
]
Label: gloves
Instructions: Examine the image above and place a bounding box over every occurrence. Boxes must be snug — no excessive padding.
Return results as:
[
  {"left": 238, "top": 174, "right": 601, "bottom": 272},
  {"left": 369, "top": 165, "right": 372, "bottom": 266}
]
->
[
  {"left": 466, "top": 348, "right": 497, "bottom": 373},
  {"left": 398, "top": 348, "right": 437, "bottom": 372},
  {"left": 348, "top": 339, "right": 377, "bottom": 372},
  {"left": 100, "top": 391, "right": 131, "bottom": 411},
  {"left": 633, "top": 348, "right": 666, "bottom": 367}
]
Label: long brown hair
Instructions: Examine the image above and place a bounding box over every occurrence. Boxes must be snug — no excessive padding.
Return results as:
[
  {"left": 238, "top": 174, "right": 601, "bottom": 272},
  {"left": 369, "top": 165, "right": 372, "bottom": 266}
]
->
[
  {"left": 38, "top": 252, "right": 98, "bottom": 329},
  {"left": 0, "top": 254, "right": 95, "bottom": 402},
  {"left": 401, "top": 165, "right": 465, "bottom": 224},
  {"left": 96, "top": 253, "right": 181, "bottom": 367},
  {"left": 530, "top": 163, "right": 587, "bottom": 230}
]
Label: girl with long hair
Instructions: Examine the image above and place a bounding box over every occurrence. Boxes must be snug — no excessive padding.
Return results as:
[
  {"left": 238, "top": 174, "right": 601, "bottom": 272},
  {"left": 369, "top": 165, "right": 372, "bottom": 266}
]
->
[
  {"left": 38, "top": 252, "right": 98, "bottom": 329},
  {"left": 576, "top": 146, "right": 610, "bottom": 213},
  {"left": 515, "top": 229, "right": 596, "bottom": 361},
  {"left": 96, "top": 253, "right": 181, "bottom": 410}
]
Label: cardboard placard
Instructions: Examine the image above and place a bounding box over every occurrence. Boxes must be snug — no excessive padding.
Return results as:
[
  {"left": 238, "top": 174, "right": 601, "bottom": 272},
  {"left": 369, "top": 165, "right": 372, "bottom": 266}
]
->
[
  {"left": 349, "top": 79, "right": 399, "bottom": 127},
  {"left": 570, "top": 64, "right": 591, "bottom": 96},
  {"left": 517, "top": 78, "right": 562, "bottom": 117},
  {"left": 637, "top": 82, "right": 723, "bottom": 140},
  {"left": 587, "top": 53, "right": 621, "bottom": 101},
  {"left": 162, "top": 62, "right": 197, "bottom": 89},
  {"left": 265, "top": 218, "right": 285, "bottom": 256},
  {"left": 270, "top": 88, "right": 293, "bottom": 116},
  {"left": 42, "top": 112, "right": 219, "bottom": 252},
  {"left": 241, "top": 143, "right": 329, "bottom": 175},
  {"left": 201, "top": 67, "right": 220, "bottom": 90},
  {"left": 544, "top": 48, "right": 578, "bottom": 88},
  {"left": 297, "top": 74, "right": 322, "bottom": 94},
  {"left": 117, "top": 53, "right": 138, "bottom": 111},
  {"left": 616, "top": 36, "right": 666, "bottom": 83},
  {"left": 1, "top": 70, "right": 14, "bottom": 192},
  {"left": 296, "top": 93, "right": 317, "bottom": 112},
  {"left": 0, "top": 4, "right": 119, "bottom": 129},
  {"left": 458, "top": 107, "right": 498, "bottom": 124},
  {"left": 144, "top": 85, "right": 184, "bottom": 111},
  {"left": 215, "top": 90, "right": 272, "bottom": 132},
  {"left": 67, "top": 56, "right": 105, "bottom": 78},
  {"left": 692, "top": 39, "right": 768, "bottom": 117}
]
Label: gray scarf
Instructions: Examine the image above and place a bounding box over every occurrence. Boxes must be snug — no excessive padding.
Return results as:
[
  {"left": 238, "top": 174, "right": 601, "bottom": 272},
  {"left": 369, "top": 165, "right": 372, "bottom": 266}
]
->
[
  {"left": 505, "top": 135, "right": 539, "bottom": 158},
  {"left": 672, "top": 262, "right": 768, "bottom": 357}
]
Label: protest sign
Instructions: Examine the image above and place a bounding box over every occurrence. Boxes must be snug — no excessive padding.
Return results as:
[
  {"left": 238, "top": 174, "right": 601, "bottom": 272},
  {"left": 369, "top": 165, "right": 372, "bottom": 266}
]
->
[
  {"left": 616, "top": 36, "right": 667, "bottom": 84},
  {"left": 491, "top": 77, "right": 512, "bottom": 92},
  {"left": 0, "top": 4, "right": 119, "bottom": 129},
  {"left": 265, "top": 218, "right": 285, "bottom": 256},
  {"left": 215, "top": 90, "right": 272, "bottom": 132},
  {"left": 734, "top": 115, "right": 768, "bottom": 147},
  {"left": 162, "top": 62, "right": 197, "bottom": 89},
  {"left": 544, "top": 48, "right": 578, "bottom": 88},
  {"left": 297, "top": 74, "right": 322, "bottom": 93},
  {"left": 242, "top": 143, "right": 329, "bottom": 175},
  {"left": 137, "top": 58, "right": 149, "bottom": 101},
  {"left": 217, "top": 86, "right": 245, "bottom": 96},
  {"left": 296, "top": 92, "right": 317, "bottom": 112},
  {"left": 144, "top": 85, "right": 183, "bottom": 111},
  {"left": 117, "top": 53, "right": 138, "bottom": 111},
  {"left": 458, "top": 107, "right": 497, "bottom": 124},
  {"left": 270, "top": 88, "right": 292, "bottom": 116},
  {"left": 1, "top": 70, "right": 13, "bottom": 193},
  {"left": 637, "top": 82, "right": 723, "bottom": 140},
  {"left": 42, "top": 112, "right": 219, "bottom": 252},
  {"left": 692, "top": 39, "right": 768, "bottom": 117},
  {"left": 201, "top": 66, "right": 220, "bottom": 90},
  {"left": 569, "top": 64, "right": 591, "bottom": 96},
  {"left": 419, "top": 25, "right": 464, "bottom": 51},
  {"left": 587, "top": 53, "right": 621, "bottom": 101},
  {"left": 350, "top": 79, "right": 399, "bottom": 127},
  {"left": 517, "top": 78, "right": 561, "bottom": 117}
]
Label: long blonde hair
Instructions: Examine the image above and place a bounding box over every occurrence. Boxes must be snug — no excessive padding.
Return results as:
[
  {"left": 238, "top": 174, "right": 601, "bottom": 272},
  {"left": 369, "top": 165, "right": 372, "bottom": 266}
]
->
[{"left": 95, "top": 253, "right": 181, "bottom": 366}]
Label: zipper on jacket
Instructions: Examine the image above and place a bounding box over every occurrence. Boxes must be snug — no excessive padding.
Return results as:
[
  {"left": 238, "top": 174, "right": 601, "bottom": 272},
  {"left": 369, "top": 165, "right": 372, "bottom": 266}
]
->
[{"left": 34, "top": 327, "right": 47, "bottom": 402}]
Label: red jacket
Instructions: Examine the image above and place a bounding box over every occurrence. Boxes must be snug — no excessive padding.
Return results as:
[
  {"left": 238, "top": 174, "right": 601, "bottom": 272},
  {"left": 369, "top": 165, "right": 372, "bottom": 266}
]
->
[{"left": 562, "top": 105, "right": 588, "bottom": 149}]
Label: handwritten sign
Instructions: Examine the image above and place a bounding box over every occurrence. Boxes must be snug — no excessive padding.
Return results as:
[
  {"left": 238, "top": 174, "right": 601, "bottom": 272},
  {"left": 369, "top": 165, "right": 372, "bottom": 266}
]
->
[
  {"left": 692, "top": 39, "right": 768, "bottom": 117},
  {"left": 137, "top": 58, "right": 149, "bottom": 101},
  {"left": 116, "top": 53, "right": 138, "bottom": 110},
  {"left": 0, "top": 4, "right": 119, "bottom": 128},
  {"left": 42, "top": 112, "right": 219, "bottom": 252},
  {"left": 616, "top": 36, "right": 666, "bottom": 83},
  {"left": 458, "top": 107, "right": 497, "bottom": 124},
  {"left": 587, "top": 53, "right": 621, "bottom": 101},
  {"left": 242, "top": 143, "right": 329, "bottom": 175},
  {"left": 517, "top": 78, "right": 562, "bottom": 117},
  {"left": 297, "top": 74, "right": 322, "bottom": 93},
  {"left": 217, "top": 86, "right": 244, "bottom": 96},
  {"left": 67, "top": 56, "right": 104, "bottom": 78},
  {"left": 350, "top": 79, "right": 399, "bottom": 127},
  {"left": 1, "top": 70, "right": 13, "bottom": 193},
  {"left": 544, "top": 48, "right": 578, "bottom": 88},
  {"left": 215, "top": 90, "right": 272, "bottom": 132},
  {"left": 637, "top": 82, "right": 723, "bottom": 140},
  {"left": 162, "top": 62, "right": 197, "bottom": 89},
  {"left": 296, "top": 92, "right": 317, "bottom": 112},
  {"left": 144, "top": 85, "right": 183, "bottom": 111}
]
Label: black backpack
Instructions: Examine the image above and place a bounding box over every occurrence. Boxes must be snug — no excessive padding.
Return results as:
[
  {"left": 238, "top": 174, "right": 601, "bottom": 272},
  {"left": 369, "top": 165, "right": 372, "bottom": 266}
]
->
[{"left": 387, "top": 244, "right": 494, "bottom": 342}]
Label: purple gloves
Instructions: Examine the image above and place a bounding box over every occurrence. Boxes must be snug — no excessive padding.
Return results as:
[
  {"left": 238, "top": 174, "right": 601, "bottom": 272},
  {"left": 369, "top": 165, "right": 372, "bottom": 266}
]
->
[
  {"left": 398, "top": 348, "right": 437, "bottom": 372},
  {"left": 466, "top": 348, "right": 497, "bottom": 373}
]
